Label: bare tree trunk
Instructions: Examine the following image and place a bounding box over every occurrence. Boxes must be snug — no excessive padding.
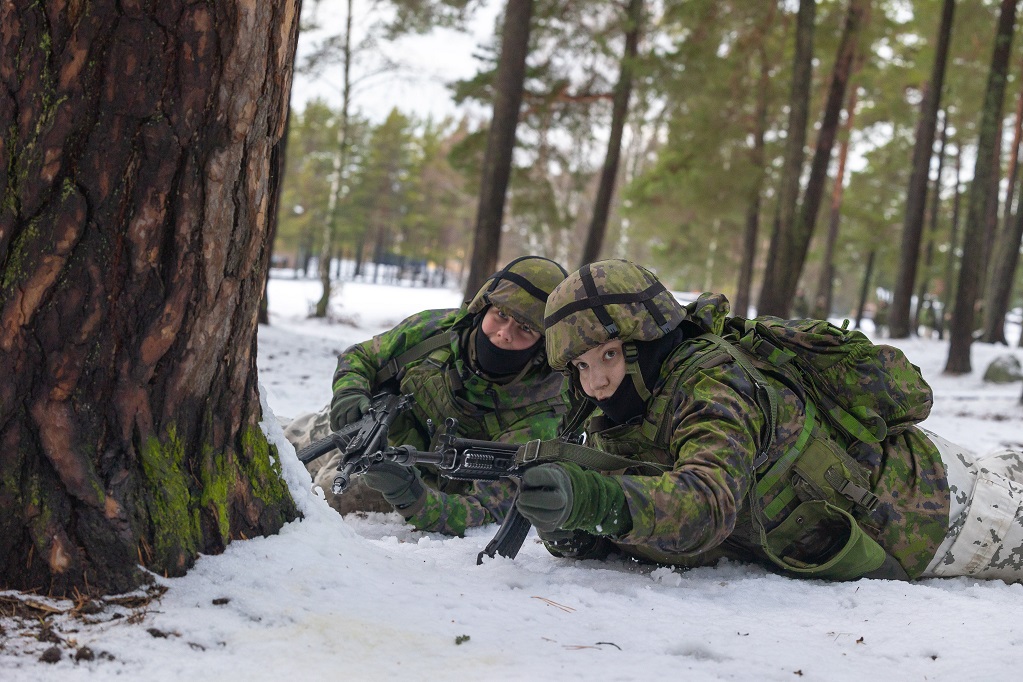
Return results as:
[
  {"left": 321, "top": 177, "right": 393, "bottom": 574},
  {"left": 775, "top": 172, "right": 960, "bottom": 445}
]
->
[
  {"left": 779, "top": 0, "right": 867, "bottom": 317},
  {"left": 854, "top": 250, "right": 877, "bottom": 330},
  {"left": 464, "top": 0, "right": 534, "bottom": 298},
  {"left": 984, "top": 120, "right": 1023, "bottom": 344},
  {"left": 0, "top": 1, "right": 300, "bottom": 597},
  {"left": 761, "top": 0, "right": 867, "bottom": 317},
  {"left": 981, "top": 72, "right": 1023, "bottom": 344},
  {"left": 812, "top": 82, "right": 860, "bottom": 320},
  {"left": 914, "top": 111, "right": 948, "bottom": 334},
  {"left": 315, "top": 0, "right": 354, "bottom": 318},
  {"left": 946, "top": 0, "right": 1018, "bottom": 374},
  {"left": 734, "top": 30, "right": 773, "bottom": 319},
  {"left": 889, "top": 0, "right": 955, "bottom": 338},
  {"left": 579, "top": 0, "right": 643, "bottom": 266},
  {"left": 758, "top": 0, "right": 815, "bottom": 317}
]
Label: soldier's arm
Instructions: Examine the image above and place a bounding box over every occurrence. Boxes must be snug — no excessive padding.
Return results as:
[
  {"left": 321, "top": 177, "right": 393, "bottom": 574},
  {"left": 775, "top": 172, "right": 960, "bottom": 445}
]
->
[
  {"left": 332, "top": 309, "right": 458, "bottom": 396},
  {"left": 613, "top": 362, "right": 765, "bottom": 556}
]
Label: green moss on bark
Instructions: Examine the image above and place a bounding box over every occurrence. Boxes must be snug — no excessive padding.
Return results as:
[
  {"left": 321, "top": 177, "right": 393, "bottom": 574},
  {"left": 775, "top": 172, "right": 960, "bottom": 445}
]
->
[
  {"left": 139, "top": 426, "right": 200, "bottom": 573},
  {"left": 239, "top": 426, "right": 296, "bottom": 519}
]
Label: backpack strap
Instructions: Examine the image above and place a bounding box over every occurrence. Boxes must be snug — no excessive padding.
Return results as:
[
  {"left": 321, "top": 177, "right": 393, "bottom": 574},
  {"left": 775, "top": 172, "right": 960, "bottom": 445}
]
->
[
  {"left": 698, "top": 332, "right": 779, "bottom": 468},
  {"left": 377, "top": 331, "right": 459, "bottom": 386}
]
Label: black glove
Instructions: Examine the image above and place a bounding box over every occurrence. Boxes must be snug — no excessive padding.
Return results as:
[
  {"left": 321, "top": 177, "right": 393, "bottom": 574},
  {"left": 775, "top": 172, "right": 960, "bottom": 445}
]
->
[
  {"left": 516, "top": 463, "right": 632, "bottom": 536},
  {"left": 329, "top": 391, "right": 370, "bottom": 431},
  {"left": 363, "top": 461, "right": 425, "bottom": 514}
]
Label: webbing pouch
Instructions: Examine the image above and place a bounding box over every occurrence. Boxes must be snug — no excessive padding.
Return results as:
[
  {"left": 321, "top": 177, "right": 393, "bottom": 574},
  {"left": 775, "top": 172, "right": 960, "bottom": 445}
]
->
[
  {"left": 764, "top": 501, "right": 886, "bottom": 581},
  {"left": 791, "top": 435, "right": 879, "bottom": 513}
]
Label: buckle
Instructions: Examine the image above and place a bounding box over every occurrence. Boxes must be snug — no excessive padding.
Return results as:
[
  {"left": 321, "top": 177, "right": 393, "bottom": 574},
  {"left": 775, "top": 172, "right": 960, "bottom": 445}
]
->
[{"left": 520, "top": 439, "right": 542, "bottom": 463}]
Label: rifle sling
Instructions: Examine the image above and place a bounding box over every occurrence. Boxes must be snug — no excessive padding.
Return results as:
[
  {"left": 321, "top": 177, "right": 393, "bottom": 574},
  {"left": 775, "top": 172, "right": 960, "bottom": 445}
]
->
[
  {"left": 516, "top": 439, "right": 670, "bottom": 476},
  {"left": 376, "top": 331, "right": 459, "bottom": 385}
]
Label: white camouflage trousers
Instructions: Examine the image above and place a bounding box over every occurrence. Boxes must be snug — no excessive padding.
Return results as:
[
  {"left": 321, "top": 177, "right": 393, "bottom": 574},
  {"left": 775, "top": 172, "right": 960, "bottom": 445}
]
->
[{"left": 920, "top": 430, "right": 1023, "bottom": 582}]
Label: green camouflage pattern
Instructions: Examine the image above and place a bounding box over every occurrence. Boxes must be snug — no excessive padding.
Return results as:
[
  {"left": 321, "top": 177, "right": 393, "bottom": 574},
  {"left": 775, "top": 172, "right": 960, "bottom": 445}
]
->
[
  {"left": 541, "top": 285, "right": 951, "bottom": 579},
  {"left": 725, "top": 316, "right": 934, "bottom": 443},
  {"left": 544, "top": 259, "right": 688, "bottom": 371},
  {"left": 465, "top": 255, "right": 568, "bottom": 333},
  {"left": 332, "top": 306, "right": 575, "bottom": 536}
]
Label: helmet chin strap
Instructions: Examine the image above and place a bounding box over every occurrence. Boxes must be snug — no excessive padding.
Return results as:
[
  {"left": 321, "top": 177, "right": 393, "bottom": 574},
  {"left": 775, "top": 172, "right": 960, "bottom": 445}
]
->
[{"left": 622, "top": 341, "right": 652, "bottom": 403}]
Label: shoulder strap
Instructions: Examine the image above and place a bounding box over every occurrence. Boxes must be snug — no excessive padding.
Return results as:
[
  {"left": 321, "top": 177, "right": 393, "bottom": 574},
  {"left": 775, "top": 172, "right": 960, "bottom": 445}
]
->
[
  {"left": 697, "top": 332, "right": 779, "bottom": 468},
  {"left": 377, "top": 331, "right": 459, "bottom": 385}
]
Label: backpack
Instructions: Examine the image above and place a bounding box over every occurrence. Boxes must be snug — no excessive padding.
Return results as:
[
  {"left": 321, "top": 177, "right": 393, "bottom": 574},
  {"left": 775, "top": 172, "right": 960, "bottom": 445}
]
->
[
  {"left": 719, "top": 316, "right": 933, "bottom": 446},
  {"left": 688, "top": 315, "right": 933, "bottom": 580}
]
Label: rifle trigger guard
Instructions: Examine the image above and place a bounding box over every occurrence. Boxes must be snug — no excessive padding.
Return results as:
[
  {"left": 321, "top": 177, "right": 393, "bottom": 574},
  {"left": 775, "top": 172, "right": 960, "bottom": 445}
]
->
[{"left": 520, "top": 439, "right": 542, "bottom": 464}]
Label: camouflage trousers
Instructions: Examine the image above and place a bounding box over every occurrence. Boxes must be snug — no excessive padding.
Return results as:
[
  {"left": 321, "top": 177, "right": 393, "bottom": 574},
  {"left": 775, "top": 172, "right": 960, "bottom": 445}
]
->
[
  {"left": 920, "top": 430, "right": 1023, "bottom": 583},
  {"left": 282, "top": 407, "right": 392, "bottom": 515}
]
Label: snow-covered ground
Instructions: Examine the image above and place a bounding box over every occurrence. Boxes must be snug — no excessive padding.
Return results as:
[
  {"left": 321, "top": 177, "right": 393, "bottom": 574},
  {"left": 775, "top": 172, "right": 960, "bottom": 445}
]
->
[{"left": 4, "top": 275, "right": 1023, "bottom": 681}]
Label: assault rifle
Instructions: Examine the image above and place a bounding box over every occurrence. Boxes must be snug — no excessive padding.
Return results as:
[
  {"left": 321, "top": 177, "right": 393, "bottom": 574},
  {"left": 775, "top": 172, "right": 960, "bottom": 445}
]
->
[
  {"left": 300, "top": 407, "right": 541, "bottom": 564},
  {"left": 297, "top": 396, "right": 600, "bottom": 564},
  {"left": 296, "top": 392, "right": 412, "bottom": 467},
  {"left": 354, "top": 417, "right": 536, "bottom": 564}
]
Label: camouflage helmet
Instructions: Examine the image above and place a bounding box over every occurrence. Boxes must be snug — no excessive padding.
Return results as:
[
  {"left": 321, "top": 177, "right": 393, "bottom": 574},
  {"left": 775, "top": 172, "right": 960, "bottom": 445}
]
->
[
  {"left": 544, "top": 259, "right": 686, "bottom": 371},
  {"left": 465, "top": 255, "right": 569, "bottom": 333}
]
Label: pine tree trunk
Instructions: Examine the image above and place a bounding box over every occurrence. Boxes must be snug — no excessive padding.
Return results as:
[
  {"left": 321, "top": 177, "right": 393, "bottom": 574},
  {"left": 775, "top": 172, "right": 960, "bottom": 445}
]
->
[
  {"left": 464, "top": 0, "right": 534, "bottom": 298},
  {"left": 812, "top": 79, "right": 861, "bottom": 320},
  {"left": 946, "top": 0, "right": 1018, "bottom": 374},
  {"left": 771, "top": 0, "right": 867, "bottom": 317},
  {"left": 758, "top": 0, "right": 815, "bottom": 317},
  {"left": 914, "top": 112, "right": 948, "bottom": 334},
  {"left": 854, "top": 250, "right": 876, "bottom": 330},
  {"left": 734, "top": 32, "right": 773, "bottom": 320},
  {"left": 580, "top": 0, "right": 643, "bottom": 267},
  {"left": 0, "top": 1, "right": 300, "bottom": 597},
  {"left": 889, "top": 0, "right": 955, "bottom": 339}
]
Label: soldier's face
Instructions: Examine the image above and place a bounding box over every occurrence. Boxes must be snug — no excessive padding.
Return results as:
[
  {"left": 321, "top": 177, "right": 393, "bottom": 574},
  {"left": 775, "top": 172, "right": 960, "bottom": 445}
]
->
[
  {"left": 481, "top": 306, "right": 542, "bottom": 351},
  {"left": 571, "top": 340, "right": 626, "bottom": 400}
]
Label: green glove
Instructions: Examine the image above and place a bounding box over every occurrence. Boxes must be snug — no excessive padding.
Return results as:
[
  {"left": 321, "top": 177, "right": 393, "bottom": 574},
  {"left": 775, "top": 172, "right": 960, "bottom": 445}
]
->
[
  {"left": 516, "top": 463, "right": 632, "bottom": 536},
  {"left": 329, "top": 391, "right": 370, "bottom": 431},
  {"left": 363, "top": 461, "right": 425, "bottom": 514}
]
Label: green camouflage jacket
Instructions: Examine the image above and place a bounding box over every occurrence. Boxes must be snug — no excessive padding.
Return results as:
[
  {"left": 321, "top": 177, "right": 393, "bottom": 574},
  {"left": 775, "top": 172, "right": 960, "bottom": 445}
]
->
[
  {"left": 332, "top": 307, "right": 574, "bottom": 535},
  {"left": 546, "top": 293, "right": 950, "bottom": 578}
]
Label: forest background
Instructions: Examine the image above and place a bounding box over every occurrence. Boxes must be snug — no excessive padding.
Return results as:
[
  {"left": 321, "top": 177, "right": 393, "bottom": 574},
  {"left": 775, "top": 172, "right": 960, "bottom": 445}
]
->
[
  {"left": 275, "top": 0, "right": 1023, "bottom": 378},
  {"left": 8, "top": 0, "right": 1023, "bottom": 607}
]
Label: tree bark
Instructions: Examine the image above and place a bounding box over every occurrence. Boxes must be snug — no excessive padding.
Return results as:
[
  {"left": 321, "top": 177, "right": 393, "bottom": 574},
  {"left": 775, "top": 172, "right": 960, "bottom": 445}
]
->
[
  {"left": 889, "top": 0, "right": 955, "bottom": 338},
  {"left": 758, "top": 0, "right": 815, "bottom": 317},
  {"left": 914, "top": 111, "right": 948, "bottom": 334},
  {"left": 983, "top": 149, "right": 1023, "bottom": 345},
  {"left": 579, "top": 0, "right": 643, "bottom": 267},
  {"left": 463, "top": 0, "right": 534, "bottom": 298},
  {"left": 734, "top": 31, "right": 773, "bottom": 320},
  {"left": 981, "top": 72, "right": 1023, "bottom": 344},
  {"left": 854, "top": 250, "right": 876, "bottom": 330},
  {"left": 0, "top": 1, "right": 300, "bottom": 597},
  {"left": 760, "top": 0, "right": 867, "bottom": 318},
  {"left": 946, "top": 0, "right": 1018, "bottom": 374},
  {"left": 812, "top": 84, "right": 860, "bottom": 320},
  {"left": 315, "top": 0, "right": 355, "bottom": 317}
]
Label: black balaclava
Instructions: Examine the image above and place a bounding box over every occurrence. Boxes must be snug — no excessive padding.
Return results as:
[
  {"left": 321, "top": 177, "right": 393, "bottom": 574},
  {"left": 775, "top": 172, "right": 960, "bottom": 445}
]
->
[
  {"left": 471, "top": 315, "right": 542, "bottom": 377},
  {"left": 591, "top": 325, "right": 688, "bottom": 425}
]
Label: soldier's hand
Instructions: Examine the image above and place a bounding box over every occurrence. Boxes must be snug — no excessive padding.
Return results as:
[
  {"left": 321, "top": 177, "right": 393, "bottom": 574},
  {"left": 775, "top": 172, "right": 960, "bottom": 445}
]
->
[
  {"left": 517, "top": 463, "right": 632, "bottom": 536},
  {"left": 363, "top": 460, "right": 425, "bottom": 514},
  {"left": 515, "top": 464, "right": 574, "bottom": 533},
  {"left": 329, "top": 391, "right": 371, "bottom": 431}
]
